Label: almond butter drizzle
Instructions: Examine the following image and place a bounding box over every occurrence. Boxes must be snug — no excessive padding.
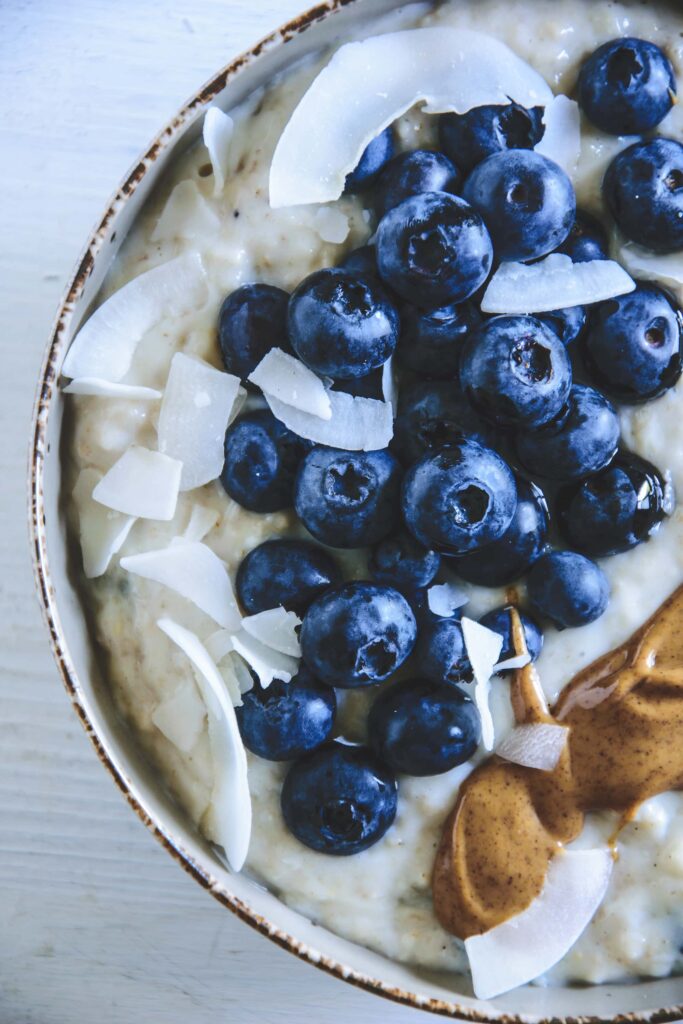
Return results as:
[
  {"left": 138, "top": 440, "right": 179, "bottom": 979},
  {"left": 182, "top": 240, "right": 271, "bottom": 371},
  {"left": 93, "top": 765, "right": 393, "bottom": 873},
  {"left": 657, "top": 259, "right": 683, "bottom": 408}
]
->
[{"left": 432, "top": 586, "right": 683, "bottom": 940}]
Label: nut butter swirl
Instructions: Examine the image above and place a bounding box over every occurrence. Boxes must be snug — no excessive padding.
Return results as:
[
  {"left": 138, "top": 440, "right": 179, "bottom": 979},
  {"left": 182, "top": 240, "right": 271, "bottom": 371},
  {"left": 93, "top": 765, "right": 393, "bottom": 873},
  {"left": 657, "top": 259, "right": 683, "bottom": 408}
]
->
[{"left": 433, "top": 587, "right": 683, "bottom": 940}]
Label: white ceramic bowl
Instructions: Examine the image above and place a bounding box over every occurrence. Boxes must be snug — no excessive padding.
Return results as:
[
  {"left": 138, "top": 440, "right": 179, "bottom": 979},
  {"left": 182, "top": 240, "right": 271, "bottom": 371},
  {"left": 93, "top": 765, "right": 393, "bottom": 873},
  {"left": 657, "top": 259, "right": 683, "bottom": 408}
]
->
[{"left": 29, "top": 1, "right": 683, "bottom": 1019}]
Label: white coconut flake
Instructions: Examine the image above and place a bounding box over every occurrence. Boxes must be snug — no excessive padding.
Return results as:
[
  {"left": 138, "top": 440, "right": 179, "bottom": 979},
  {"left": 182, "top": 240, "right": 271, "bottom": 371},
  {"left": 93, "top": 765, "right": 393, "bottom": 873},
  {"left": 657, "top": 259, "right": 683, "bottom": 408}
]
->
[
  {"left": 152, "top": 680, "right": 206, "bottom": 753},
  {"left": 249, "top": 348, "right": 332, "bottom": 420},
  {"left": 266, "top": 389, "right": 393, "bottom": 451},
  {"left": 493, "top": 653, "right": 531, "bottom": 673},
  {"left": 242, "top": 608, "right": 302, "bottom": 658},
  {"left": 158, "top": 353, "right": 242, "bottom": 491},
  {"left": 72, "top": 468, "right": 136, "bottom": 578},
  {"left": 535, "top": 95, "right": 581, "bottom": 176},
  {"left": 482, "top": 253, "right": 635, "bottom": 315},
  {"left": 61, "top": 252, "right": 208, "bottom": 382},
  {"left": 461, "top": 616, "right": 503, "bottom": 751},
  {"left": 157, "top": 618, "right": 250, "bottom": 871},
  {"left": 205, "top": 629, "right": 235, "bottom": 664},
  {"left": 228, "top": 651, "right": 256, "bottom": 697},
  {"left": 121, "top": 541, "right": 241, "bottom": 630},
  {"left": 381, "top": 356, "right": 399, "bottom": 412},
  {"left": 314, "top": 206, "right": 351, "bottom": 244},
  {"left": 270, "top": 27, "right": 552, "bottom": 207},
  {"left": 203, "top": 106, "right": 234, "bottom": 196},
  {"left": 179, "top": 503, "right": 219, "bottom": 544},
  {"left": 619, "top": 241, "right": 683, "bottom": 288},
  {"left": 465, "top": 848, "right": 613, "bottom": 999},
  {"left": 92, "top": 446, "right": 182, "bottom": 521},
  {"left": 231, "top": 630, "right": 299, "bottom": 689},
  {"left": 496, "top": 722, "right": 568, "bottom": 771},
  {"left": 427, "top": 582, "right": 469, "bottom": 618},
  {"left": 63, "top": 378, "right": 162, "bottom": 400},
  {"left": 151, "top": 180, "right": 220, "bottom": 242}
]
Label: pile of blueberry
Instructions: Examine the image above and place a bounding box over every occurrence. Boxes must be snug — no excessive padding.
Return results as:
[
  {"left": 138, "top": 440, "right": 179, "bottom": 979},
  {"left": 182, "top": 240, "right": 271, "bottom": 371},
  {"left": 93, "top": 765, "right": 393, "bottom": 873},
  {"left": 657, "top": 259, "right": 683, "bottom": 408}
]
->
[{"left": 219, "top": 37, "right": 682, "bottom": 856}]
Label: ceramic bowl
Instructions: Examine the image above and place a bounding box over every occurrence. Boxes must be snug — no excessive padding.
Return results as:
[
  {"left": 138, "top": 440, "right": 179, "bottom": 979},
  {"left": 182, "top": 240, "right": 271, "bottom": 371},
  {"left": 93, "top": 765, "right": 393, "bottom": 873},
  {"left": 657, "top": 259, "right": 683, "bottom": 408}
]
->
[{"left": 29, "top": 1, "right": 683, "bottom": 1019}]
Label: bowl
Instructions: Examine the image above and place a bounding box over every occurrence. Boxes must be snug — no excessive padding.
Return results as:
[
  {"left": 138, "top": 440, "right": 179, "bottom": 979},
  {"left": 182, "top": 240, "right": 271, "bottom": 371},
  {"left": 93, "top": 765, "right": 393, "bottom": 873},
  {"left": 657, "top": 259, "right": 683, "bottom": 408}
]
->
[{"left": 29, "top": 1, "right": 683, "bottom": 1019}]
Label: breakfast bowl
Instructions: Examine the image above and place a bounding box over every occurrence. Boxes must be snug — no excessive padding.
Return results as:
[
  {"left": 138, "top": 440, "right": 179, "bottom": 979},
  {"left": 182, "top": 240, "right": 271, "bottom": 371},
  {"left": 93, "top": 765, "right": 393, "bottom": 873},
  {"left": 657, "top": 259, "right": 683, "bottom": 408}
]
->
[{"left": 29, "top": 0, "right": 683, "bottom": 1019}]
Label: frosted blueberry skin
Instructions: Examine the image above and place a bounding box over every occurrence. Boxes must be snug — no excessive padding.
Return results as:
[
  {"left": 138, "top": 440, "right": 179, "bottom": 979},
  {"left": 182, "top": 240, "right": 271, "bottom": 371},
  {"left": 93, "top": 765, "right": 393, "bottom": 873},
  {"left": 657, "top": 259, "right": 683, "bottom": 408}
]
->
[
  {"left": 300, "top": 582, "right": 417, "bottom": 689},
  {"left": 368, "top": 530, "right": 441, "bottom": 593},
  {"left": 414, "top": 617, "right": 473, "bottom": 687},
  {"left": 221, "top": 409, "right": 311, "bottom": 513},
  {"left": 604, "top": 138, "right": 683, "bottom": 254},
  {"left": 295, "top": 447, "right": 402, "bottom": 549},
  {"left": 345, "top": 126, "right": 396, "bottom": 192},
  {"left": 527, "top": 551, "right": 610, "bottom": 630},
  {"left": 392, "top": 380, "right": 493, "bottom": 466},
  {"left": 375, "top": 149, "right": 462, "bottom": 218},
  {"left": 478, "top": 606, "right": 544, "bottom": 666},
  {"left": 218, "top": 283, "right": 290, "bottom": 382},
  {"left": 558, "top": 452, "right": 670, "bottom": 558},
  {"left": 396, "top": 300, "right": 482, "bottom": 379},
  {"left": 236, "top": 667, "right": 336, "bottom": 762},
  {"left": 368, "top": 678, "right": 481, "bottom": 777},
  {"left": 462, "top": 149, "right": 576, "bottom": 263},
  {"left": 281, "top": 742, "right": 398, "bottom": 855},
  {"left": 579, "top": 37, "right": 676, "bottom": 135},
  {"left": 439, "top": 102, "right": 545, "bottom": 175},
  {"left": 376, "top": 192, "right": 493, "bottom": 308},
  {"left": 288, "top": 268, "right": 400, "bottom": 380},
  {"left": 236, "top": 538, "right": 341, "bottom": 616},
  {"left": 537, "top": 305, "right": 588, "bottom": 348},
  {"left": 557, "top": 210, "right": 609, "bottom": 264},
  {"left": 583, "top": 284, "right": 683, "bottom": 403},
  {"left": 402, "top": 442, "right": 517, "bottom": 556}
]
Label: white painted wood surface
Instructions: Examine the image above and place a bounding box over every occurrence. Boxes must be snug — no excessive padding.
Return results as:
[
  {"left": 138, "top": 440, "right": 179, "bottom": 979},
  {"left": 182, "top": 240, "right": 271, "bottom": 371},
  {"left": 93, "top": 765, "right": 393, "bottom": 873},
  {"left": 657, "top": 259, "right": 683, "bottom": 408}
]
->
[{"left": 0, "top": 2, "right": 435, "bottom": 1020}]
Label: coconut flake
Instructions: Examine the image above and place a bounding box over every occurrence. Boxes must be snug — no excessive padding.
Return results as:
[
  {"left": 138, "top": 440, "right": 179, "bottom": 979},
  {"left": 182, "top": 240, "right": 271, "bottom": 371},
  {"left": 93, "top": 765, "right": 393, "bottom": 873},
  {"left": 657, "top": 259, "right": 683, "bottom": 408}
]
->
[
  {"left": 270, "top": 28, "right": 552, "bottom": 208},
  {"left": 496, "top": 723, "right": 568, "bottom": 771},
  {"left": 203, "top": 106, "right": 234, "bottom": 196},
  {"left": 152, "top": 680, "right": 206, "bottom": 753},
  {"left": 249, "top": 348, "right": 332, "bottom": 420},
  {"left": 427, "top": 582, "right": 469, "bottom": 618},
  {"left": 158, "top": 353, "right": 242, "bottom": 491},
  {"left": 61, "top": 252, "right": 208, "bottom": 382},
  {"left": 157, "top": 618, "right": 250, "bottom": 871},
  {"left": 179, "top": 503, "right": 219, "bottom": 543},
  {"left": 228, "top": 651, "right": 256, "bottom": 697},
  {"left": 314, "top": 206, "right": 351, "bottom": 244},
  {"left": 481, "top": 253, "right": 635, "bottom": 315},
  {"left": 535, "top": 95, "right": 581, "bottom": 176},
  {"left": 72, "top": 468, "right": 136, "bottom": 578},
  {"left": 205, "top": 629, "right": 235, "bottom": 663},
  {"left": 93, "top": 446, "right": 182, "bottom": 521},
  {"left": 381, "top": 356, "right": 399, "bottom": 412},
  {"left": 493, "top": 653, "right": 531, "bottom": 673},
  {"left": 619, "top": 241, "right": 683, "bottom": 288},
  {"left": 231, "top": 630, "right": 299, "bottom": 688},
  {"left": 465, "top": 848, "right": 613, "bottom": 999},
  {"left": 266, "top": 389, "right": 393, "bottom": 451},
  {"left": 121, "top": 541, "right": 241, "bottom": 629},
  {"left": 242, "top": 608, "right": 302, "bottom": 658},
  {"left": 461, "top": 617, "right": 504, "bottom": 751},
  {"left": 63, "top": 378, "right": 162, "bottom": 400},
  {"left": 151, "top": 180, "right": 220, "bottom": 242}
]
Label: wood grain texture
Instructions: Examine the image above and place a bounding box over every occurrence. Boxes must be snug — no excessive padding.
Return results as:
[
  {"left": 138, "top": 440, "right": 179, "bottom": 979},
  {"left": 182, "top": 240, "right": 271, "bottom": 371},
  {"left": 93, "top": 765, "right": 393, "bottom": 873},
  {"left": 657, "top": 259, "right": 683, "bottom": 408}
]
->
[{"left": 0, "top": 2, "right": 435, "bottom": 1020}]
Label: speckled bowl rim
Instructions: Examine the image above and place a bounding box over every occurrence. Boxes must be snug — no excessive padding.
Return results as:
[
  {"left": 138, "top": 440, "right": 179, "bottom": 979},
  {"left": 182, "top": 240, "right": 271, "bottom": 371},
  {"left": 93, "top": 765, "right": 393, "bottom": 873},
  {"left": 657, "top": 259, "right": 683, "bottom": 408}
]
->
[{"left": 27, "top": 1, "right": 683, "bottom": 1020}]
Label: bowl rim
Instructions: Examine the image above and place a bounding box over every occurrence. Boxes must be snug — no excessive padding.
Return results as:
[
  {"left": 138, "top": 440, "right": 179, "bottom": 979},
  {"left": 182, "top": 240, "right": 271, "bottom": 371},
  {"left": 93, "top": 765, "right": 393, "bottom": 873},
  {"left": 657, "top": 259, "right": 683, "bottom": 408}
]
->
[{"left": 27, "top": 1, "right": 683, "bottom": 1020}]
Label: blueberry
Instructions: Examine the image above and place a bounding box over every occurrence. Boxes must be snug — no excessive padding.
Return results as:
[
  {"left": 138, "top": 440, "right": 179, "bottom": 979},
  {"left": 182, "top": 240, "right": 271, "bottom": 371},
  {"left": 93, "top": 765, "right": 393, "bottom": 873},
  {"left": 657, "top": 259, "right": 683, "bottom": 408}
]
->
[
  {"left": 604, "top": 138, "right": 683, "bottom": 254},
  {"left": 460, "top": 315, "right": 572, "bottom": 428},
  {"left": 375, "top": 149, "right": 462, "bottom": 218},
  {"left": 288, "top": 268, "right": 399, "bottom": 380},
  {"left": 376, "top": 192, "right": 493, "bottom": 308},
  {"left": 414, "top": 617, "right": 472, "bottom": 687},
  {"left": 402, "top": 442, "right": 517, "bottom": 555},
  {"left": 300, "top": 582, "right": 417, "bottom": 688},
  {"left": 478, "top": 606, "right": 543, "bottom": 665},
  {"left": 462, "top": 150, "right": 576, "bottom": 262},
  {"left": 369, "top": 679, "right": 480, "bottom": 776},
  {"left": 218, "top": 284, "right": 290, "bottom": 381},
  {"left": 281, "top": 741, "right": 397, "bottom": 855},
  {"left": 340, "top": 245, "right": 380, "bottom": 281},
  {"left": 579, "top": 37, "right": 676, "bottom": 135},
  {"left": 236, "top": 667, "right": 336, "bottom": 761},
  {"left": 557, "top": 211, "right": 609, "bottom": 264},
  {"left": 345, "top": 126, "right": 396, "bottom": 192},
  {"left": 392, "top": 380, "right": 493, "bottom": 466},
  {"left": 221, "top": 409, "right": 311, "bottom": 513},
  {"left": 557, "top": 452, "right": 670, "bottom": 558},
  {"left": 368, "top": 530, "right": 441, "bottom": 592},
  {"left": 537, "top": 305, "right": 588, "bottom": 347},
  {"left": 236, "top": 538, "right": 341, "bottom": 615},
  {"left": 295, "top": 447, "right": 401, "bottom": 548},
  {"left": 450, "top": 479, "right": 548, "bottom": 587},
  {"left": 515, "top": 384, "right": 620, "bottom": 483},
  {"left": 527, "top": 551, "right": 610, "bottom": 630},
  {"left": 396, "top": 300, "right": 482, "bottom": 378},
  {"left": 439, "top": 102, "right": 545, "bottom": 175},
  {"left": 330, "top": 367, "right": 383, "bottom": 399},
  {"left": 583, "top": 284, "right": 683, "bottom": 402}
]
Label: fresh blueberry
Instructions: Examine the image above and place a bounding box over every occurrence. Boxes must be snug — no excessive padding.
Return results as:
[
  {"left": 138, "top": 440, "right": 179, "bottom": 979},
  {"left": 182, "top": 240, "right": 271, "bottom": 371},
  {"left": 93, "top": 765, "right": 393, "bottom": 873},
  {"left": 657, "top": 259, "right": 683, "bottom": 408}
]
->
[
  {"left": 376, "top": 192, "right": 493, "bottom": 308},
  {"left": 300, "top": 582, "right": 417, "bottom": 688},
  {"left": 604, "top": 138, "right": 683, "bottom": 254},
  {"left": 439, "top": 102, "right": 545, "bottom": 175},
  {"left": 396, "top": 300, "right": 482, "bottom": 378},
  {"left": 340, "top": 245, "right": 380, "bottom": 281},
  {"left": 368, "top": 679, "right": 480, "bottom": 776},
  {"left": 236, "top": 538, "right": 341, "bottom": 615},
  {"left": 583, "top": 284, "right": 683, "bottom": 402},
  {"left": 218, "top": 284, "right": 290, "bottom": 381},
  {"left": 557, "top": 210, "right": 609, "bottom": 263},
  {"left": 295, "top": 447, "right": 401, "bottom": 548},
  {"left": 281, "top": 741, "right": 397, "bottom": 855},
  {"left": 478, "top": 606, "right": 543, "bottom": 665},
  {"left": 450, "top": 479, "right": 548, "bottom": 587},
  {"left": 345, "top": 126, "right": 396, "bottom": 192},
  {"left": 557, "top": 452, "right": 670, "bottom": 557},
  {"left": 392, "top": 380, "right": 493, "bottom": 466},
  {"left": 236, "top": 667, "right": 336, "bottom": 761},
  {"left": 221, "top": 409, "right": 311, "bottom": 513},
  {"left": 527, "top": 551, "right": 610, "bottom": 630},
  {"left": 462, "top": 150, "right": 576, "bottom": 262},
  {"left": 460, "top": 315, "right": 572, "bottom": 428},
  {"left": 414, "top": 617, "right": 472, "bottom": 687},
  {"left": 579, "top": 37, "right": 676, "bottom": 135},
  {"left": 514, "top": 384, "right": 620, "bottom": 483},
  {"left": 402, "top": 442, "right": 517, "bottom": 555},
  {"left": 330, "top": 367, "right": 383, "bottom": 399},
  {"left": 537, "top": 305, "right": 588, "bottom": 347},
  {"left": 375, "top": 149, "right": 462, "bottom": 218},
  {"left": 368, "top": 530, "right": 441, "bottom": 592},
  {"left": 288, "top": 268, "right": 399, "bottom": 380}
]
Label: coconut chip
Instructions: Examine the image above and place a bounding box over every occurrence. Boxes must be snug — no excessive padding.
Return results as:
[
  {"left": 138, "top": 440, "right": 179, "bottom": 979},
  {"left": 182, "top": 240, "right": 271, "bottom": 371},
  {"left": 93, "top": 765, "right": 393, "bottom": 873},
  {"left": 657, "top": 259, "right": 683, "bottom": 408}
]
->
[
  {"left": 63, "top": 379, "right": 162, "bottom": 400},
  {"left": 151, "top": 180, "right": 220, "bottom": 243},
  {"left": 496, "top": 722, "right": 568, "bottom": 771},
  {"left": 619, "top": 241, "right": 683, "bottom": 289},
  {"left": 178, "top": 503, "right": 219, "bottom": 544},
  {"left": 231, "top": 630, "right": 299, "bottom": 688},
  {"left": 427, "top": 582, "right": 469, "bottom": 618},
  {"left": 203, "top": 106, "right": 234, "bottom": 196},
  {"left": 93, "top": 445, "right": 182, "bottom": 521},
  {"left": 535, "top": 95, "right": 581, "bottom": 176},
  {"left": 461, "top": 616, "right": 504, "bottom": 751},
  {"left": 314, "top": 206, "right": 351, "bottom": 244},
  {"left": 72, "top": 468, "right": 136, "bottom": 578},
  {"left": 481, "top": 253, "right": 635, "bottom": 315},
  {"left": 152, "top": 680, "right": 207, "bottom": 754},
  {"left": 493, "top": 652, "right": 531, "bottom": 673},
  {"left": 265, "top": 388, "right": 393, "bottom": 451},
  {"left": 205, "top": 629, "right": 235, "bottom": 664},
  {"left": 241, "top": 608, "right": 302, "bottom": 658},
  {"left": 381, "top": 356, "right": 399, "bottom": 412},
  {"left": 249, "top": 348, "right": 332, "bottom": 420}
]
